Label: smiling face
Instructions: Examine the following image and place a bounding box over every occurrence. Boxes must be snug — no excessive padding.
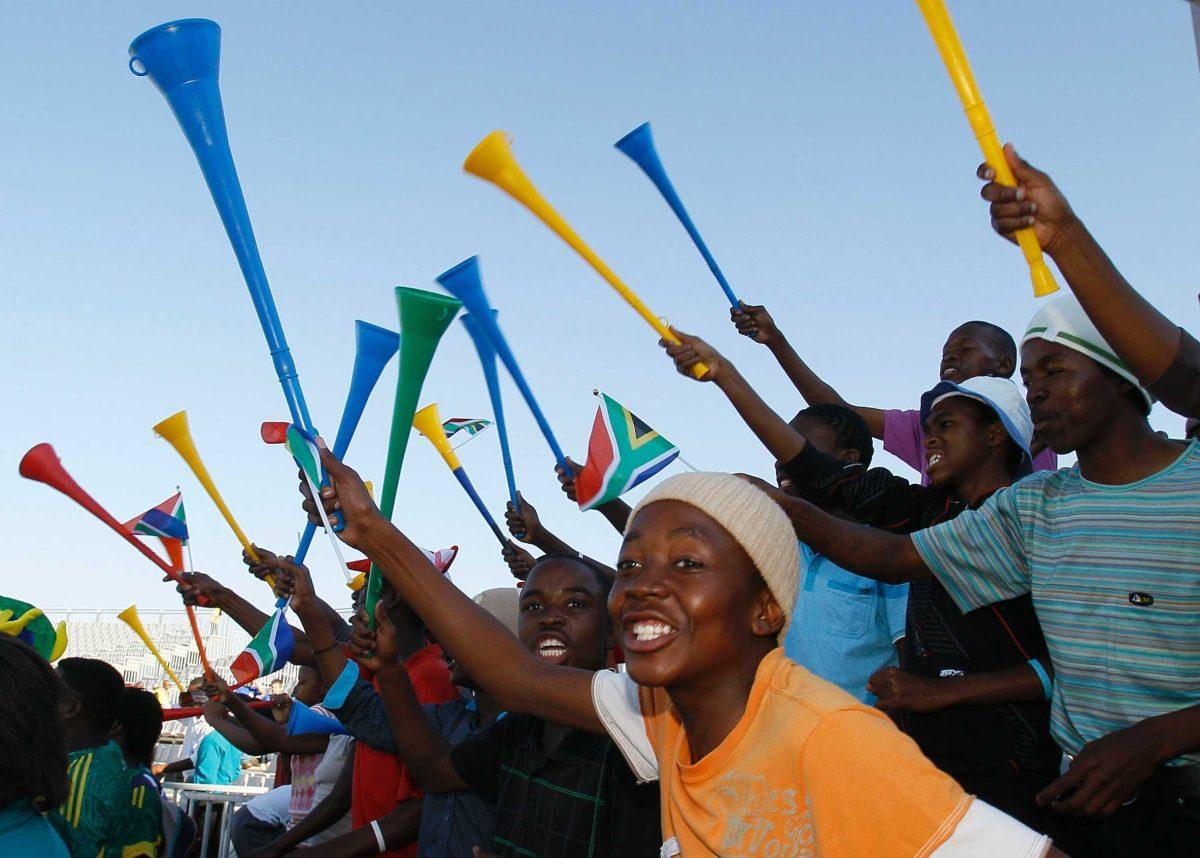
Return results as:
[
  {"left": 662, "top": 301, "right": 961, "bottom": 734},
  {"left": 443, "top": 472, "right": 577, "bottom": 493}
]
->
[
  {"left": 518, "top": 559, "right": 611, "bottom": 671},
  {"left": 923, "top": 397, "right": 1006, "bottom": 489},
  {"left": 940, "top": 324, "right": 1013, "bottom": 382},
  {"left": 611, "top": 500, "right": 782, "bottom": 689},
  {"left": 1020, "top": 339, "right": 1140, "bottom": 454}
]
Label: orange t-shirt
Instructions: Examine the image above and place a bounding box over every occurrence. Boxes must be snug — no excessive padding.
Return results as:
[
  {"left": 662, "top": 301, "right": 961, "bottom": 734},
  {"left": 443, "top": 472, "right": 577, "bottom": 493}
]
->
[{"left": 596, "top": 649, "right": 972, "bottom": 856}]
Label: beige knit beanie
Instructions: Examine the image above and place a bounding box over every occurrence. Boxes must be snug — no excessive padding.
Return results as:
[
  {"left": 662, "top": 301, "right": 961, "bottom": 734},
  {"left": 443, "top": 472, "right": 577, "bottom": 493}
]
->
[
  {"left": 473, "top": 587, "right": 521, "bottom": 638},
  {"left": 626, "top": 472, "right": 799, "bottom": 643}
]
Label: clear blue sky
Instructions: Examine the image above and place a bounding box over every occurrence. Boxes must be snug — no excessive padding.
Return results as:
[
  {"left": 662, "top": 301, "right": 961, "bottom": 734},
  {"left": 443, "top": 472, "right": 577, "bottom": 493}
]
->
[{"left": 3, "top": 2, "right": 1197, "bottom": 614}]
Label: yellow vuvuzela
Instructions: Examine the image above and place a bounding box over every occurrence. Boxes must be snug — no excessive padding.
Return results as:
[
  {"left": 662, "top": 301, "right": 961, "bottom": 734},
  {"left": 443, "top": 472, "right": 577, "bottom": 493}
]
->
[
  {"left": 915, "top": 0, "right": 1058, "bottom": 297},
  {"left": 463, "top": 130, "right": 708, "bottom": 378},
  {"left": 118, "top": 605, "right": 185, "bottom": 692}
]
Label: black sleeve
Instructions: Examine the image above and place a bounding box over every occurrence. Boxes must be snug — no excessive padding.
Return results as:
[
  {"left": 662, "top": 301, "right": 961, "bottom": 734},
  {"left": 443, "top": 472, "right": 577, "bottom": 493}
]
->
[
  {"left": 449, "top": 717, "right": 508, "bottom": 804},
  {"left": 1147, "top": 327, "right": 1200, "bottom": 419},
  {"left": 783, "top": 444, "right": 952, "bottom": 534}
]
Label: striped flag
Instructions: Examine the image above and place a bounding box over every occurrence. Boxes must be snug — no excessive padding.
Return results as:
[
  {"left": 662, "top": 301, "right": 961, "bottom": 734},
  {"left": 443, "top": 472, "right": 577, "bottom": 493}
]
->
[
  {"left": 576, "top": 393, "right": 679, "bottom": 510},
  {"left": 230, "top": 603, "right": 294, "bottom": 687},
  {"left": 443, "top": 417, "right": 491, "bottom": 439},
  {"left": 124, "top": 493, "right": 188, "bottom": 544}
]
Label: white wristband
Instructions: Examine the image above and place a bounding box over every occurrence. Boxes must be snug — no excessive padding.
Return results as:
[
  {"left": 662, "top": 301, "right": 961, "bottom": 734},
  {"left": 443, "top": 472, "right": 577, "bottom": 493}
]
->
[{"left": 370, "top": 819, "right": 386, "bottom": 853}]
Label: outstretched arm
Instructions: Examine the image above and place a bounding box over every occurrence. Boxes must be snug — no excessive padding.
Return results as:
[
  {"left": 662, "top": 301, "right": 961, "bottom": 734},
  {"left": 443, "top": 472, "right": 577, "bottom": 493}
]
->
[
  {"left": 869, "top": 662, "right": 1049, "bottom": 714},
  {"left": 202, "top": 697, "right": 268, "bottom": 755},
  {"left": 349, "top": 606, "right": 469, "bottom": 793},
  {"left": 662, "top": 330, "right": 810, "bottom": 464},
  {"left": 247, "top": 750, "right": 355, "bottom": 857},
  {"left": 740, "top": 475, "right": 931, "bottom": 584},
  {"left": 290, "top": 799, "right": 422, "bottom": 858},
  {"left": 980, "top": 144, "right": 1186, "bottom": 406},
  {"left": 300, "top": 443, "right": 604, "bottom": 734},
  {"left": 731, "top": 302, "right": 886, "bottom": 438},
  {"left": 208, "top": 676, "right": 330, "bottom": 756}
]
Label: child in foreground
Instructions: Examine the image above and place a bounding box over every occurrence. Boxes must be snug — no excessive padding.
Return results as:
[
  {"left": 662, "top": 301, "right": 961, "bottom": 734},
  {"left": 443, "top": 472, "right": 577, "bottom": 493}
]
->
[{"left": 300, "top": 450, "right": 1060, "bottom": 857}]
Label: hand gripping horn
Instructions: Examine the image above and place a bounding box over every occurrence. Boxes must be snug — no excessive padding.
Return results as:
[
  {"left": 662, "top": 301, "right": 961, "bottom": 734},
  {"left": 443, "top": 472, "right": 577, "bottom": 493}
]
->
[
  {"left": 364, "top": 288, "right": 462, "bottom": 627},
  {"left": 293, "top": 321, "right": 400, "bottom": 564},
  {"left": 913, "top": 0, "right": 1058, "bottom": 297},
  {"left": 463, "top": 131, "right": 707, "bottom": 378},
  {"left": 437, "top": 256, "right": 568, "bottom": 470},
  {"left": 129, "top": 19, "right": 321, "bottom": 427},
  {"left": 460, "top": 311, "right": 520, "bottom": 513},
  {"left": 118, "top": 605, "right": 185, "bottom": 692},
  {"left": 615, "top": 122, "right": 739, "bottom": 308},
  {"left": 413, "top": 403, "right": 507, "bottom": 545},
  {"left": 20, "top": 444, "right": 215, "bottom": 674}
]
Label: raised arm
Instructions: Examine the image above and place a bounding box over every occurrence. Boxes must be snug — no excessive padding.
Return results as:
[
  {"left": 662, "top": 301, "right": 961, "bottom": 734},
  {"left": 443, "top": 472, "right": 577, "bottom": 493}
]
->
[
  {"left": 347, "top": 607, "right": 469, "bottom": 793},
  {"left": 556, "top": 457, "right": 632, "bottom": 535},
  {"left": 662, "top": 329, "right": 809, "bottom": 463},
  {"left": 731, "top": 301, "right": 886, "bottom": 437},
  {"left": 505, "top": 492, "right": 618, "bottom": 580},
  {"left": 980, "top": 144, "right": 1188, "bottom": 411},
  {"left": 285, "top": 560, "right": 353, "bottom": 696},
  {"left": 300, "top": 443, "right": 604, "bottom": 734}
]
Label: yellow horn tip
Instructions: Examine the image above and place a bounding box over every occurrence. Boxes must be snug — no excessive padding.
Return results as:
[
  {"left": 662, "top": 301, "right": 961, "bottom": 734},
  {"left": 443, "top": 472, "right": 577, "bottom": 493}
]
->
[
  {"left": 463, "top": 130, "right": 514, "bottom": 181},
  {"left": 50, "top": 621, "right": 68, "bottom": 662},
  {"left": 152, "top": 410, "right": 189, "bottom": 439}
]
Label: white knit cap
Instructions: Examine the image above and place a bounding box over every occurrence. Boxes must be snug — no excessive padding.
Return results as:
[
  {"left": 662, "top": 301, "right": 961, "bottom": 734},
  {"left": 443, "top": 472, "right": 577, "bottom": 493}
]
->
[
  {"left": 626, "top": 472, "right": 800, "bottom": 643},
  {"left": 920, "top": 376, "right": 1034, "bottom": 476},
  {"left": 473, "top": 587, "right": 521, "bottom": 638},
  {"left": 1023, "top": 295, "right": 1153, "bottom": 412}
]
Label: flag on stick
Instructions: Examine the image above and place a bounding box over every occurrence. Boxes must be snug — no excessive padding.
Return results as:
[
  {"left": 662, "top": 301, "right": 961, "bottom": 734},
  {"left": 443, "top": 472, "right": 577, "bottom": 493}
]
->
[
  {"left": 285, "top": 425, "right": 354, "bottom": 584},
  {"left": 443, "top": 417, "right": 492, "bottom": 447},
  {"left": 124, "top": 493, "right": 188, "bottom": 543},
  {"left": 230, "top": 603, "right": 294, "bottom": 687},
  {"left": 576, "top": 392, "right": 679, "bottom": 510}
]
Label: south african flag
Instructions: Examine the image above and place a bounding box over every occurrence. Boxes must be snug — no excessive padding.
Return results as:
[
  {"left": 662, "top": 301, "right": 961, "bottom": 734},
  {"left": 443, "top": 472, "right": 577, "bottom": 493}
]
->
[
  {"left": 575, "top": 393, "right": 679, "bottom": 510},
  {"left": 443, "top": 417, "right": 492, "bottom": 440},
  {"left": 124, "top": 493, "right": 188, "bottom": 544}
]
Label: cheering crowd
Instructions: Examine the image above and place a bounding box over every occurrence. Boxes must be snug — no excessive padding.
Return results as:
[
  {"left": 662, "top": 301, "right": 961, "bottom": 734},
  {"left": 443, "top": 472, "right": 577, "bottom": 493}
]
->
[{"left": 3, "top": 144, "right": 1199, "bottom": 858}]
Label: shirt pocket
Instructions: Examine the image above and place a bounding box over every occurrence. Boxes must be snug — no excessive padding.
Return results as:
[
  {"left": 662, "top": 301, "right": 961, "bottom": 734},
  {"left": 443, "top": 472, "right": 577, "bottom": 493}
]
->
[{"left": 818, "top": 575, "right": 876, "bottom": 640}]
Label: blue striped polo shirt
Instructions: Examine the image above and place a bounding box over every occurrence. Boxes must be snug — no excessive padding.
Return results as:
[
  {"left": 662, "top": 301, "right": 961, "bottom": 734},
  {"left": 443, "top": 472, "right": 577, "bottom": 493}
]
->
[{"left": 911, "top": 441, "right": 1200, "bottom": 765}]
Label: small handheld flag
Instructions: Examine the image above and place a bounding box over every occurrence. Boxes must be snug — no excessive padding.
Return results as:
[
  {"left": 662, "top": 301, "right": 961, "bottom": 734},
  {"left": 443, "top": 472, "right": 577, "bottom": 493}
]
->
[
  {"left": 284, "top": 425, "right": 354, "bottom": 584},
  {"left": 443, "top": 417, "right": 492, "bottom": 447},
  {"left": 230, "top": 603, "right": 295, "bottom": 687},
  {"left": 576, "top": 392, "right": 679, "bottom": 510},
  {"left": 125, "top": 493, "right": 189, "bottom": 543}
]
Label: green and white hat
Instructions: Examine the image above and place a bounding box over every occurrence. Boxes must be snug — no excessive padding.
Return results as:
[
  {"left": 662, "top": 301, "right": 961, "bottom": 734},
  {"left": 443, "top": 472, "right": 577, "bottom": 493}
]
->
[{"left": 1022, "top": 296, "right": 1153, "bottom": 412}]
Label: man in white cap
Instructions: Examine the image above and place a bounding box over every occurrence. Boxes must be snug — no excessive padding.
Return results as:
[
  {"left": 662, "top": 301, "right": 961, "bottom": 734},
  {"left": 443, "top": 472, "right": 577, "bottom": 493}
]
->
[{"left": 768, "top": 295, "right": 1200, "bottom": 856}]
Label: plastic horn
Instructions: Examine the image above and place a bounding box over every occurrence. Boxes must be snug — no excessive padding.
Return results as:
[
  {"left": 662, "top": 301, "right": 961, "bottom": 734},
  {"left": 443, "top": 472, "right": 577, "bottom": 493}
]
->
[
  {"left": 437, "top": 257, "right": 568, "bottom": 469},
  {"left": 413, "top": 403, "right": 507, "bottom": 545},
  {"left": 118, "top": 605, "right": 185, "bottom": 692},
  {"left": 19, "top": 444, "right": 215, "bottom": 673},
  {"left": 163, "top": 699, "right": 271, "bottom": 722},
  {"left": 914, "top": 0, "right": 1058, "bottom": 298},
  {"left": 294, "top": 321, "right": 400, "bottom": 564},
  {"left": 365, "top": 288, "right": 462, "bottom": 628},
  {"left": 20, "top": 444, "right": 191, "bottom": 589},
  {"left": 129, "top": 20, "right": 318, "bottom": 429},
  {"left": 615, "top": 122, "right": 738, "bottom": 308},
  {"left": 152, "top": 411, "right": 272, "bottom": 586},
  {"left": 460, "top": 311, "right": 520, "bottom": 511},
  {"left": 463, "top": 131, "right": 707, "bottom": 378}
]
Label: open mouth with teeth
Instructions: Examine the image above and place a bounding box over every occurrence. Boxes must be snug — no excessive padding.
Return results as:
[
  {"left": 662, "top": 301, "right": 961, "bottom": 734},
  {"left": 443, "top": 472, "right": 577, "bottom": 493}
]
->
[
  {"left": 926, "top": 452, "right": 944, "bottom": 468},
  {"left": 535, "top": 636, "right": 569, "bottom": 663},
  {"left": 623, "top": 619, "right": 680, "bottom": 654},
  {"left": 941, "top": 367, "right": 958, "bottom": 379}
]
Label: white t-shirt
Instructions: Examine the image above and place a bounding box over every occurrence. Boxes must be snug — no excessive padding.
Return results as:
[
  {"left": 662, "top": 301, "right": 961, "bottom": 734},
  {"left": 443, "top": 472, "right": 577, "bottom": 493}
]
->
[{"left": 301, "top": 735, "right": 354, "bottom": 846}]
